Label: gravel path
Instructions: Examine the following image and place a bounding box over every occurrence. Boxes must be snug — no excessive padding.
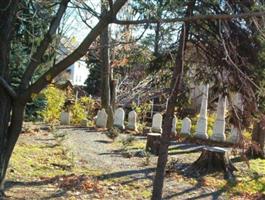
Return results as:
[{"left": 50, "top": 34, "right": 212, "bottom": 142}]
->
[
  {"left": 60, "top": 128, "right": 152, "bottom": 172},
  {"left": 58, "top": 127, "right": 226, "bottom": 200}
]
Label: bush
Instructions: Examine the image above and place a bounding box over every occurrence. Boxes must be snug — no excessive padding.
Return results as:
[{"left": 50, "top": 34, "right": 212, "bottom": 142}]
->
[
  {"left": 39, "top": 85, "right": 66, "bottom": 124},
  {"left": 70, "top": 102, "right": 86, "bottom": 125},
  {"left": 70, "top": 96, "right": 96, "bottom": 125},
  {"left": 25, "top": 94, "right": 46, "bottom": 122}
]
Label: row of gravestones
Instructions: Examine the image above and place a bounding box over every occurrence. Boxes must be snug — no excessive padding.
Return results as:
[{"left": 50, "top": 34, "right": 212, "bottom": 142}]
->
[
  {"left": 95, "top": 85, "right": 241, "bottom": 144},
  {"left": 61, "top": 85, "right": 241, "bottom": 144},
  {"left": 96, "top": 108, "right": 177, "bottom": 134},
  {"left": 180, "top": 85, "right": 241, "bottom": 144},
  {"left": 96, "top": 108, "right": 137, "bottom": 130}
]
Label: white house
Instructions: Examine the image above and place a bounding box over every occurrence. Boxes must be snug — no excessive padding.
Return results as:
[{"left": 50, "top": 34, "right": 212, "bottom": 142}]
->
[
  {"left": 56, "top": 39, "right": 90, "bottom": 86},
  {"left": 66, "top": 60, "right": 89, "bottom": 86}
]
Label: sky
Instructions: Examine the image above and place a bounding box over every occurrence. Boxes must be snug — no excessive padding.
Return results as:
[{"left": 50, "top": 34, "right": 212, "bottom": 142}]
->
[{"left": 63, "top": 1, "right": 100, "bottom": 44}]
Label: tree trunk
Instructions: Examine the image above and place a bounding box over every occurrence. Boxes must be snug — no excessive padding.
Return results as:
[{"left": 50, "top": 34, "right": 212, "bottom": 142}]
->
[
  {"left": 154, "top": 22, "right": 160, "bottom": 57},
  {"left": 0, "top": 1, "right": 22, "bottom": 195},
  {"left": 0, "top": 100, "right": 25, "bottom": 195},
  {"left": 185, "top": 147, "right": 237, "bottom": 180},
  {"left": 151, "top": 1, "right": 195, "bottom": 199},
  {"left": 110, "top": 79, "right": 117, "bottom": 110},
  {"left": 100, "top": 0, "right": 114, "bottom": 129},
  {"left": 246, "top": 118, "right": 265, "bottom": 159}
]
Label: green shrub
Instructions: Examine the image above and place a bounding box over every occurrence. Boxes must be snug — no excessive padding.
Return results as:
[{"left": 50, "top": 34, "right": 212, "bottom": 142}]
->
[
  {"left": 70, "top": 96, "right": 96, "bottom": 125},
  {"left": 70, "top": 102, "right": 86, "bottom": 125},
  {"left": 25, "top": 94, "right": 46, "bottom": 122},
  {"left": 39, "top": 85, "right": 66, "bottom": 124}
]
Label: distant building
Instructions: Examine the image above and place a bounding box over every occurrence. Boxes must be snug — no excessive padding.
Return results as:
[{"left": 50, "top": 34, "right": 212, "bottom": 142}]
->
[
  {"left": 55, "top": 38, "right": 90, "bottom": 86},
  {"left": 66, "top": 60, "right": 89, "bottom": 86}
]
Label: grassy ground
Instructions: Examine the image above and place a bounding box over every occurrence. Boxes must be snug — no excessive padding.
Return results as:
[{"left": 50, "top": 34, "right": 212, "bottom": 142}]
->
[
  {"left": 5, "top": 130, "right": 153, "bottom": 199},
  {"left": 4, "top": 126, "right": 265, "bottom": 199}
]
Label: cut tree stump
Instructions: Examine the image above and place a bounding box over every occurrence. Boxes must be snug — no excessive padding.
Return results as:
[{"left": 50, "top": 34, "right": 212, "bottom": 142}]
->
[
  {"left": 146, "top": 133, "right": 161, "bottom": 155},
  {"left": 185, "top": 146, "right": 237, "bottom": 179}
]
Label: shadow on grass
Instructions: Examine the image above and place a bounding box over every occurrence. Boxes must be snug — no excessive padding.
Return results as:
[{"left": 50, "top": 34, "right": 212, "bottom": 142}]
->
[
  {"left": 4, "top": 174, "right": 94, "bottom": 199},
  {"left": 98, "top": 167, "right": 156, "bottom": 185},
  {"left": 164, "top": 163, "right": 265, "bottom": 200},
  {"left": 163, "top": 181, "right": 225, "bottom": 200},
  {"left": 94, "top": 140, "right": 112, "bottom": 144},
  {"left": 57, "top": 126, "right": 97, "bottom": 132}
]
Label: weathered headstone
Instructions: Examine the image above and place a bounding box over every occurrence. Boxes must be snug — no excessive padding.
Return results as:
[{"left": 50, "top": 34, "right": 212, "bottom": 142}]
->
[
  {"left": 127, "top": 110, "right": 138, "bottom": 131},
  {"left": 180, "top": 117, "right": 191, "bottom": 135},
  {"left": 60, "top": 112, "right": 70, "bottom": 125},
  {"left": 96, "top": 109, "right": 108, "bottom": 128},
  {"left": 151, "top": 113, "right": 163, "bottom": 133},
  {"left": 229, "top": 125, "right": 241, "bottom": 144},
  {"left": 114, "top": 107, "right": 125, "bottom": 129},
  {"left": 229, "top": 93, "right": 243, "bottom": 143},
  {"left": 211, "top": 95, "right": 226, "bottom": 142},
  {"left": 171, "top": 115, "right": 177, "bottom": 134},
  {"left": 195, "top": 84, "right": 209, "bottom": 139}
]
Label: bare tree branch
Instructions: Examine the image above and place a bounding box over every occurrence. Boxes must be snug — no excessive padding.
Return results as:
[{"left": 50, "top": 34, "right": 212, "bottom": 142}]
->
[
  {"left": 108, "top": 0, "right": 113, "bottom": 14},
  {"left": 114, "top": 11, "right": 265, "bottom": 25},
  {"left": 20, "top": 0, "right": 70, "bottom": 89},
  {"left": 0, "top": 77, "right": 17, "bottom": 98},
  {"left": 24, "top": 0, "right": 127, "bottom": 98}
]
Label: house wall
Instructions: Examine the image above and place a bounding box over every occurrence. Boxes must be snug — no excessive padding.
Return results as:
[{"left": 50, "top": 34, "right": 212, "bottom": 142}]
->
[{"left": 68, "top": 60, "right": 89, "bottom": 86}]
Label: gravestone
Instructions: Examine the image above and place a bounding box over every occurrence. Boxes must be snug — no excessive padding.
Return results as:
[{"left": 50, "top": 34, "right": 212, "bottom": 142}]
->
[
  {"left": 96, "top": 109, "right": 108, "bottom": 128},
  {"left": 151, "top": 113, "right": 163, "bottom": 133},
  {"left": 211, "top": 95, "right": 226, "bottom": 142},
  {"left": 180, "top": 117, "right": 191, "bottom": 135},
  {"left": 114, "top": 107, "right": 125, "bottom": 129},
  {"left": 127, "top": 110, "right": 138, "bottom": 131},
  {"left": 60, "top": 112, "right": 70, "bottom": 125},
  {"left": 195, "top": 84, "right": 209, "bottom": 139},
  {"left": 229, "top": 93, "right": 243, "bottom": 144},
  {"left": 172, "top": 115, "right": 177, "bottom": 134}
]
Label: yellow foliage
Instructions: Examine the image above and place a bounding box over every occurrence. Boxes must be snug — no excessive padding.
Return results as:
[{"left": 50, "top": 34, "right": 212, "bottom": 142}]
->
[
  {"left": 70, "top": 96, "right": 96, "bottom": 125},
  {"left": 39, "top": 85, "right": 66, "bottom": 124}
]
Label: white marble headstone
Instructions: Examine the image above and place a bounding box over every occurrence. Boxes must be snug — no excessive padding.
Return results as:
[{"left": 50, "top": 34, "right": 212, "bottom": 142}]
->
[
  {"left": 171, "top": 115, "right": 177, "bottom": 134},
  {"left": 114, "top": 107, "right": 125, "bottom": 129},
  {"left": 228, "top": 93, "right": 243, "bottom": 143},
  {"left": 60, "top": 112, "right": 70, "bottom": 125},
  {"left": 195, "top": 84, "right": 209, "bottom": 139},
  {"left": 151, "top": 113, "right": 163, "bottom": 133},
  {"left": 229, "top": 125, "right": 241, "bottom": 144},
  {"left": 96, "top": 109, "right": 108, "bottom": 128},
  {"left": 128, "top": 110, "right": 138, "bottom": 131},
  {"left": 211, "top": 95, "right": 226, "bottom": 142},
  {"left": 180, "top": 117, "right": 191, "bottom": 135}
]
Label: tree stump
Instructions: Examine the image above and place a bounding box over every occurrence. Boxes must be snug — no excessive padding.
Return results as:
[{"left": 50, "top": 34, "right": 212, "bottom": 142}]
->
[
  {"left": 146, "top": 133, "right": 161, "bottom": 155},
  {"left": 185, "top": 147, "right": 237, "bottom": 179}
]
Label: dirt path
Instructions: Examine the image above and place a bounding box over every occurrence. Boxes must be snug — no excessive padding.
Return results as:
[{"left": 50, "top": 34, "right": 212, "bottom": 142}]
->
[
  {"left": 58, "top": 127, "right": 226, "bottom": 200},
  {"left": 60, "top": 128, "right": 151, "bottom": 172},
  {"left": 4, "top": 125, "right": 262, "bottom": 199}
]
